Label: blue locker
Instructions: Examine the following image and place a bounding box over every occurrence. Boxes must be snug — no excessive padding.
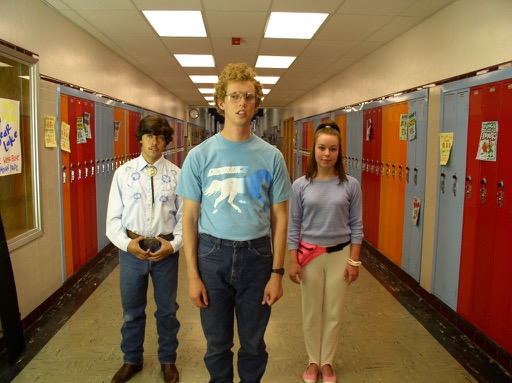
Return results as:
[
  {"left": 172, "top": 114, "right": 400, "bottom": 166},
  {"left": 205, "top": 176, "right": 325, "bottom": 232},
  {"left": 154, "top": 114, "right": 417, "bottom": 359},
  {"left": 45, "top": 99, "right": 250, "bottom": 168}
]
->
[
  {"left": 402, "top": 95, "right": 428, "bottom": 281},
  {"left": 95, "top": 102, "right": 115, "bottom": 251},
  {"left": 432, "top": 89, "right": 469, "bottom": 310},
  {"left": 346, "top": 111, "right": 363, "bottom": 184}
]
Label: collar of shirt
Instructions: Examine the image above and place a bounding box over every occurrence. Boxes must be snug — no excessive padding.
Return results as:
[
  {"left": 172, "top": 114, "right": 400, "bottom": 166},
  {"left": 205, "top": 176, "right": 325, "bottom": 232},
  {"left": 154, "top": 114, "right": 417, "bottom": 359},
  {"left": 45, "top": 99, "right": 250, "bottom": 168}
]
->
[{"left": 136, "top": 155, "right": 165, "bottom": 174}]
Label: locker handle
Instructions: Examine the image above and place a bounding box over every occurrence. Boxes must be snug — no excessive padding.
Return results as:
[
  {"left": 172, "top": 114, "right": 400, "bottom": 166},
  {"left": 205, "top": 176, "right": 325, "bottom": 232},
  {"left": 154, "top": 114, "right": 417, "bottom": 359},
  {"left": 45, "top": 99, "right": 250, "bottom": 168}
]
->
[
  {"left": 497, "top": 180, "right": 504, "bottom": 188},
  {"left": 480, "top": 178, "right": 486, "bottom": 185},
  {"left": 466, "top": 176, "right": 471, "bottom": 182},
  {"left": 440, "top": 172, "right": 446, "bottom": 194}
]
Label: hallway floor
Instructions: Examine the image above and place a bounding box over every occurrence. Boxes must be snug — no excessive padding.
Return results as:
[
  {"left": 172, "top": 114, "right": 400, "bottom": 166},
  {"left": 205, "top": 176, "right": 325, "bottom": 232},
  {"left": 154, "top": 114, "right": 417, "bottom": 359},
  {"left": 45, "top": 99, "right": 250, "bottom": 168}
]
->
[{"left": 1, "top": 246, "right": 511, "bottom": 382}]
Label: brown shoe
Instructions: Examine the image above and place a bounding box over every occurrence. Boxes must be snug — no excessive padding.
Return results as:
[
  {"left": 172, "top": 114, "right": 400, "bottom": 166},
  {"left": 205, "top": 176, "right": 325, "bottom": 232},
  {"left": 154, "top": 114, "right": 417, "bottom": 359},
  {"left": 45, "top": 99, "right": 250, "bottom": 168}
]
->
[
  {"left": 111, "top": 363, "right": 143, "bottom": 383},
  {"left": 161, "top": 363, "right": 179, "bottom": 383}
]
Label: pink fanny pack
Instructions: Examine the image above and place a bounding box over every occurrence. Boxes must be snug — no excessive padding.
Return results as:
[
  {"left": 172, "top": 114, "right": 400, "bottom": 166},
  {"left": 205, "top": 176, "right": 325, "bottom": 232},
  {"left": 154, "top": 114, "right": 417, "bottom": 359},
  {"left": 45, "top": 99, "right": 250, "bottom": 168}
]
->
[{"left": 297, "top": 240, "right": 351, "bottom": 267}]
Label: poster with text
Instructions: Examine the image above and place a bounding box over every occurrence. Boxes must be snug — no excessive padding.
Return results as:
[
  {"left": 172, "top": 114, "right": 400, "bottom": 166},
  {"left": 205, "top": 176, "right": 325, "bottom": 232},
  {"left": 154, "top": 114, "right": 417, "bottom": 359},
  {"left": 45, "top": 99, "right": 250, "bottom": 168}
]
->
[
  {"left": 61, "top": 122, "right": 71, "bottom": 153},
  {"left": 45, "top": 115, "right": 57, "bottom": 147},
  {"left": 476, "top": 121, "right": 498, "bottom": 161},
  {"left": 439, "top": 132, "right": 454, "bottom": 165},
  {"left": 0, "top": 98, "right": 22, "bottom": 176}
]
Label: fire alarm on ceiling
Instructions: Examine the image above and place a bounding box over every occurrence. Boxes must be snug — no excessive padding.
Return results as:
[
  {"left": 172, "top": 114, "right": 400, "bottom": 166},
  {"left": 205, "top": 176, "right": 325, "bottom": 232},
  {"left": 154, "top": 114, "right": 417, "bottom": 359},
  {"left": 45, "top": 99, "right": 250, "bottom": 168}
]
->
[{"left": 231, "top": 37, "right": 241, "bottom": 45}]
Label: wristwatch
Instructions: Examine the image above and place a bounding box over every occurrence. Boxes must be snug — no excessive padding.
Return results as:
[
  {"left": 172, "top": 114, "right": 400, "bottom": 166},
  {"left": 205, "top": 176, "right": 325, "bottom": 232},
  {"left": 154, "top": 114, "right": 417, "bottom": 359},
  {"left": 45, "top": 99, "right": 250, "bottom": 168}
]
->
[{"left": 271, "top": 268, "right": 285, "bottom": 275}]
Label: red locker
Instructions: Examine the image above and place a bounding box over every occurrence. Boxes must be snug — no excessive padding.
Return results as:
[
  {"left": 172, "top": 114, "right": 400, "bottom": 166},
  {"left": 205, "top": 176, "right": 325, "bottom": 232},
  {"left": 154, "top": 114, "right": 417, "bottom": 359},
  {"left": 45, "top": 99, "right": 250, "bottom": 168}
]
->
[
  {"left": 457, "top": 86, "right": 484, "bottom": 319},
  {"left": 362, "top": 107, "right": 382, "bottom": 248},
  {"left": 487, "top": 81, "right": 512, "bottom": 354}
]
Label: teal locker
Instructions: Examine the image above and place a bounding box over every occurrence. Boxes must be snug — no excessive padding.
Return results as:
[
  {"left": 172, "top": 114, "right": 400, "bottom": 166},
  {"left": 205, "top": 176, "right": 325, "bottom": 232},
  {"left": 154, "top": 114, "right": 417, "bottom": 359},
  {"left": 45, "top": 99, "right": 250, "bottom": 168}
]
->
[
  {"left": 432, "top": 89, "right": 469, "bottom": 310},
  {"left": 402, "top": 95, "right": 428, "bottom": 282},
  {"left": 95, "top": 102, "right": 114, "bottom": 251},
  {"left": 346, "top": 111, "right": 363, "bottom": 184}
]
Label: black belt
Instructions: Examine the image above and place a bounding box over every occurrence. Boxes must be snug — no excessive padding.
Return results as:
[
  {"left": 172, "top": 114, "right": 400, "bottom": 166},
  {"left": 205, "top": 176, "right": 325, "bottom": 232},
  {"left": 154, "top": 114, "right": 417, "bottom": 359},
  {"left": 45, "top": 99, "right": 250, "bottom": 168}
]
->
[
  {"left": 199, "top": 233, "right": 269, "bottom": 248},
  {"left": 325, "top": 240, "right": 351, "bottom": 253},
  {"left": 127, "top": 229, "right": 174, "bottom": 247}
]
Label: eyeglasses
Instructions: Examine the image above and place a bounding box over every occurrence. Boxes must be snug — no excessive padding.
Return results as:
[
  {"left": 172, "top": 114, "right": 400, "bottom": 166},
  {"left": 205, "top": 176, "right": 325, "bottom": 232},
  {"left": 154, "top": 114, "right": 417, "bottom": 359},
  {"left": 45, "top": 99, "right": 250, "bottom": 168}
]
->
[{"left": 226, "top": 92, "right": 259, "bottom": 103}]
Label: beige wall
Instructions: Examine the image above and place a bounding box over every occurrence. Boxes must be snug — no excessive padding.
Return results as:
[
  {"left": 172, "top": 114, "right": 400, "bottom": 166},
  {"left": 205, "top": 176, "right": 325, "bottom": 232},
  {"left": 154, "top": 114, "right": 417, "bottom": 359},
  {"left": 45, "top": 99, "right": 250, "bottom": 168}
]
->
[{"left": 286, "top": 0, "right": 512, "bottom": 120}]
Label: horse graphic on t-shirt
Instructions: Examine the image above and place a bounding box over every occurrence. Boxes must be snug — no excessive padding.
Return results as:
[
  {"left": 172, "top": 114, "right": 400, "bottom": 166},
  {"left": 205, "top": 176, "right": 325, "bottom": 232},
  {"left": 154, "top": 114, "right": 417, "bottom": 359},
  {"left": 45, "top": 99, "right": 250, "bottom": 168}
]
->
[{"left": 204, "top": 169, "right": 272, "bottom": 213}]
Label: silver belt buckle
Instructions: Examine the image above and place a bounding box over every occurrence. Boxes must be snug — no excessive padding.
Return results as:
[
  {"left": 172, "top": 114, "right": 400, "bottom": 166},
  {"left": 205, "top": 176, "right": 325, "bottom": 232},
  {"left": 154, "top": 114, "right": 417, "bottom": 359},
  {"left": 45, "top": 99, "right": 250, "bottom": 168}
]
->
[{"left": 144, "top": 237, "right": 159, "bottom": 247}]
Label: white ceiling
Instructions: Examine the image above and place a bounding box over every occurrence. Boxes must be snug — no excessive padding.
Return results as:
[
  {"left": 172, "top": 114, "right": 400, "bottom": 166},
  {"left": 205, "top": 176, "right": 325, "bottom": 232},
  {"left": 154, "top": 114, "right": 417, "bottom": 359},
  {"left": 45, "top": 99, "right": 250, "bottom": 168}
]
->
[{"left": 42, "top": 0, "right": 455, "bottom": 108}]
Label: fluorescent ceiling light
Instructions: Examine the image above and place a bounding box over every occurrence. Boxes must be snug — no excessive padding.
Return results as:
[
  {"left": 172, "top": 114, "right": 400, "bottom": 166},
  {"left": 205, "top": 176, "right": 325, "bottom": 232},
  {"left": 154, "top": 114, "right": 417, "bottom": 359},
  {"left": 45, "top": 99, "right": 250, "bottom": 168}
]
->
[
  {"left": 143, "top": 10, "right": 206, "bottom": 37},
  {"left": 256, "top": 76, "right": 279, "bottom": 85},
  {"left": 175, "top": 54, "right": 214, "bottom": 67},
  {"left": 264, "top": 12, "right": 328, "bottom": 39},
  {"left": 256, "top": 55, "right": 296, "bottom": 69},
  {"left": 262, "top": 89, "right": 271, "bottom": 94},
  {"left": 198, "top": 88, "right": 215, "bottom": 94},
  {"left": 204, "top": 96, "right": 214, "bottom": 101},
  {"left": 190, "top": 75, "right": 219, "bottom": 84}
]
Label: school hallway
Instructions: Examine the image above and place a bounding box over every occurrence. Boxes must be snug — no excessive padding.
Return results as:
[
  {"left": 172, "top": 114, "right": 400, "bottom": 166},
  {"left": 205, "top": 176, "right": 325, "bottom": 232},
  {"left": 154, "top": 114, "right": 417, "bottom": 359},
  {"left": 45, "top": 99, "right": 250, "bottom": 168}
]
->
[{"left": 1, "top": 245, "right": 509, "bottom": 383}]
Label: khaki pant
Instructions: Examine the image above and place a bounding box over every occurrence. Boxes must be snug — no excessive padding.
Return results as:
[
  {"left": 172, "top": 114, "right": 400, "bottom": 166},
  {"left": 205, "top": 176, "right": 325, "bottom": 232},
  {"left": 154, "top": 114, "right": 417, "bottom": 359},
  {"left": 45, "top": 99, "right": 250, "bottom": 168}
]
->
[{"left": 300, "top": 246, "right": 350, "bottom": 367}]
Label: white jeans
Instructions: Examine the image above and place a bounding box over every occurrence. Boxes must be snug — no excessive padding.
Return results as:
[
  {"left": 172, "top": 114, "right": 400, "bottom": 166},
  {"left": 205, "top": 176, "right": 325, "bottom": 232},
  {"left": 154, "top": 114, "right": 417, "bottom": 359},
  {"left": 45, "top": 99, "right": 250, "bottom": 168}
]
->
[{"left": 301, "top": 246, "right": 350, "bottom": 367}]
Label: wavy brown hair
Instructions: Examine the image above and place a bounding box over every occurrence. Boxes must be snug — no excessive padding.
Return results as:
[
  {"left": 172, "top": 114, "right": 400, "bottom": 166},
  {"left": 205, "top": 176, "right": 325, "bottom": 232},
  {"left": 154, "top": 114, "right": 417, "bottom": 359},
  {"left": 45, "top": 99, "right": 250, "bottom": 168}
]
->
[{"left": 305, "top": 120, "right": 347, "bottom": 184}]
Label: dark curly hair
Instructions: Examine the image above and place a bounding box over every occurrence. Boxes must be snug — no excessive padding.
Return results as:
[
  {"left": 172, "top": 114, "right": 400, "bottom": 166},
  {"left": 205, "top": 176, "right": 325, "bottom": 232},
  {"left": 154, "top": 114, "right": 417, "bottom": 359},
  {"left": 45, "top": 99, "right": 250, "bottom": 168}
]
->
[{"left": 135, "top": 114, "right": 174, "bottom": 145}]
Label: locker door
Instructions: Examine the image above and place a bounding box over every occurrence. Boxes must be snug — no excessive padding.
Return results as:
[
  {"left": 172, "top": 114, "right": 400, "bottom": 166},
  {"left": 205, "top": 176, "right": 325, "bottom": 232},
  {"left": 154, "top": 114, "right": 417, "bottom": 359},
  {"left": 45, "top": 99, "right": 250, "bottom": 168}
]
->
[
  {"left": 433, "top": 90, "right": 469, "bottom": 310},
  {"left": 470, "top": 83, "right": 500, "bottom": 333},
  {"left": 294, "top": 121, "right": 301, "bottom": 180},
  {"left": 335, "top": 114, "right": 347, "bottom": 173},
  {"left": 379, "top": 105, "right": 394, "bottom": 259},
  {"left": 346, "top": 111, "right": 363, "bottom": 184},
  {"left": 457, "top": 86, "right": 484, "bottom": 319},
  {"left": 128, "top": 111, "right": 141, "bottom": 157},
  {"left": 59, "top": 94, "right": 74, "bottom": 278},
  {"left": 95, "top": 102, "right": 114, "bottom": 251},
  {"left": 301, "top": 121, "right": 308, "bottom": 175},
  {"left": 362, "top": 107, "right": 381, "bottom": 247},
  {"left": 82, "top": 100, "right": 97, "bottom": 263},
  {"left": 487, "top": 80, "right": 512, "bottom": 354},
  {"left": 402, "top": 97, "right": 428, "bottom": 281}
]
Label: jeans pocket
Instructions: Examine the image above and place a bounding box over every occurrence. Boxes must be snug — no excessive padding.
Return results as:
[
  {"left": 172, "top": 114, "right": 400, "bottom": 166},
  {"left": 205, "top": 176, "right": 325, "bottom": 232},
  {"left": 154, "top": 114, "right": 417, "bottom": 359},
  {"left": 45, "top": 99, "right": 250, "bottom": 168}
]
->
[
  {"left": 250, "top": 239, "right": 272, "bottom": 258},
  {"left": 198, "top": 235, "right": 217, "bottom": 257}
]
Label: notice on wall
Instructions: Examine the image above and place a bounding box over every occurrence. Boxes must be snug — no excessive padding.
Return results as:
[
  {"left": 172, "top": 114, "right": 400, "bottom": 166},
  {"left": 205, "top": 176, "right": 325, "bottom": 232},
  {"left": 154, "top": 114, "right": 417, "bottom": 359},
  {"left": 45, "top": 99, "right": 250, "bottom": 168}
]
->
[
  {"left": 476, "top": 121, "right": 498, "bottom": 161},
  {"left": 114, "top": 121, "right": 121, "bottom": 142},
  {"left": 439, "top": 132, "right": 454, "bottom": 165},
  {"left": 45, "top": 115, "right": 57, "bottom": 147},
  {"left": 84, "top": 112, "right": 92, "bottom": 139},
  {"left": 61, "top": 122, "right": 71, "bottom": 153},
  {"left": 0, "top": 98, "right": 22, "bottom": 176},
  {"left": 412, "top": 197, "right": 421, "bottom": 225},
  {"left": 365, "top": 118, "right": 372, "bottom": 141},
  {"left": 408, "top": 111, "right": 417, "bottom": 141},
  {"left": 77, "top": 116, "right": 87, "bottom": 144},
  {"left": 399, "top": 114, "right": 408, "bottom": 141}
]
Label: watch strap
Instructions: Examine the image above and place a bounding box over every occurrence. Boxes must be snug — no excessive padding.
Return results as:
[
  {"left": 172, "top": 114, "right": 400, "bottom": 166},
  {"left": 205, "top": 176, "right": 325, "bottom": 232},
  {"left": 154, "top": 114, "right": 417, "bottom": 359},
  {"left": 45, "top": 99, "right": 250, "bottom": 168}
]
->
[{"left": 271, "top": 268, "right": 285, "bottom": 275}]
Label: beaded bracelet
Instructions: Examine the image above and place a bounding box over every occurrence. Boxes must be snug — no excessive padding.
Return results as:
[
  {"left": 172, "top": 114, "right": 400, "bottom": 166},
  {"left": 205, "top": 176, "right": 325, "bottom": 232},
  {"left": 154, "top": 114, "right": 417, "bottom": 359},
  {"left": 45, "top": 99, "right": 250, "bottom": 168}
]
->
[{"left": 347, "top": 259, "right": 362, "bottom": 267}]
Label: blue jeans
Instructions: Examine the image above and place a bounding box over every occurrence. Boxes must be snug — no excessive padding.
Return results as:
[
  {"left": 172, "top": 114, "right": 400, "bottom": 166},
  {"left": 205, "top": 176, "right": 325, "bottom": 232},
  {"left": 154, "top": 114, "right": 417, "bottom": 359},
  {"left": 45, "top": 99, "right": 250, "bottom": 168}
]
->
[
  {"left": 198, "top": 233, "right": 273, "bottom": 383},
  {"left": 118, "top": 247, "right": 180, "bottom": 365}
]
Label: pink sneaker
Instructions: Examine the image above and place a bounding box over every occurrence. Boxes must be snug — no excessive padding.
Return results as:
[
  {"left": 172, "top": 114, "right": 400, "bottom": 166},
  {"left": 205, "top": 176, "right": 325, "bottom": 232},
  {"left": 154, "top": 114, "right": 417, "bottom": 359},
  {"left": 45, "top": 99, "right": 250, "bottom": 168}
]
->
[
  {"left": 321, "top": 364, "right": 337, "bottom": 383},
  {"left": 303, "top": 364, "right": 319, "bottom": 383}
]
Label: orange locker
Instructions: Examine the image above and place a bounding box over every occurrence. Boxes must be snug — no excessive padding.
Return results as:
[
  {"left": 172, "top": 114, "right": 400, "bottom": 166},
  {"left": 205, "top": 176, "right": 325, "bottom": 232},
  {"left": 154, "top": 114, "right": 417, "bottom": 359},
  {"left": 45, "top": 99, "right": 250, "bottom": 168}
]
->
[{"left": 60, "top": 94, "right": 74, "bottom": 278}]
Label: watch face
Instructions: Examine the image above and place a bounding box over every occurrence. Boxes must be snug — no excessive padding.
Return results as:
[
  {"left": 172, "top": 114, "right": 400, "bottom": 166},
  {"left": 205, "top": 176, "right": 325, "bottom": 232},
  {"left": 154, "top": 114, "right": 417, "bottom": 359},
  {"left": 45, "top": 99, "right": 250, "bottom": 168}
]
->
[{"left": 189, "top": 109, "right": 199, "bottom": 119}]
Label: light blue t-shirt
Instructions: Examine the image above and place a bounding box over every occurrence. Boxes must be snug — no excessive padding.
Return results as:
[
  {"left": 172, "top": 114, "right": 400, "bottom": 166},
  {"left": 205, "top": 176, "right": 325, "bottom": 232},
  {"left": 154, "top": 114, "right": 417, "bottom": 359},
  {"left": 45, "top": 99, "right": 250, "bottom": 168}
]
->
[{"left": 177, "top": 133, "right": 292, "bottom": 241}]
